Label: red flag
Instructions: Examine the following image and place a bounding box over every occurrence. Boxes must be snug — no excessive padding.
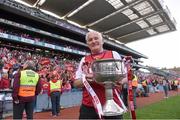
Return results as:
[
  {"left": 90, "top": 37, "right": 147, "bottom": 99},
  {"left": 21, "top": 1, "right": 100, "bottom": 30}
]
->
[{"left": 40, "top": 58, "right": 50, "bottom": 65}]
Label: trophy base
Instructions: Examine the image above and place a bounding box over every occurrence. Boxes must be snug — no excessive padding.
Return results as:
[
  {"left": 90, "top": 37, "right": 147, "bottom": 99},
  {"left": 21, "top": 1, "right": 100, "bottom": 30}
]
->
[{"left": 103, "top": 99, "right": 125, "bottom": 116}]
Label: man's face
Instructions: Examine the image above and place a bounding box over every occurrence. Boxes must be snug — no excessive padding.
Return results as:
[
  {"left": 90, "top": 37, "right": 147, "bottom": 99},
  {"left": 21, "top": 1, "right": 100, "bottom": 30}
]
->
[{"left": 86, "top": 32, "right": 104, "bottom": 54}]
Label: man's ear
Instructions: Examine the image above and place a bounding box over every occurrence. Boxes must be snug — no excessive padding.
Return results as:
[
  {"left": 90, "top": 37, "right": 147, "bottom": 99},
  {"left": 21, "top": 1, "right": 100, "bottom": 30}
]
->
[{"left": 102, "top": 39, "right": 104, "bottom": 44}]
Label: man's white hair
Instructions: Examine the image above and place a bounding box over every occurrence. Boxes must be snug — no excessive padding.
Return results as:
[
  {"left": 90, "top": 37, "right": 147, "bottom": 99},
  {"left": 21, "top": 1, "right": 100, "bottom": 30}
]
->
[
  {"left": 23, "top": 60, "right": 35, "bottom": 69},
  {"left": 85, "top": 31, "right": 103, "bottom": 42}
]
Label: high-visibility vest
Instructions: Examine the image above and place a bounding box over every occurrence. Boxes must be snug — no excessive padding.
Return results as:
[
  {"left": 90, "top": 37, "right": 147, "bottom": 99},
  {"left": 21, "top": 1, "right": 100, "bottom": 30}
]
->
[
  {"left": 50, "top": 80, "right": 62, "bottom": 93},
  {"left": 132, "top": 75, "right": 138, "bottom": 87},
  {"left": 18, "top": 70, "right": 39, "bottom": 97},
  {"left": 174, "top": 80, "right": 179, "bottom": 86},
  {"left": 142, "top": 80, "right": 147, "bottom": 86}
]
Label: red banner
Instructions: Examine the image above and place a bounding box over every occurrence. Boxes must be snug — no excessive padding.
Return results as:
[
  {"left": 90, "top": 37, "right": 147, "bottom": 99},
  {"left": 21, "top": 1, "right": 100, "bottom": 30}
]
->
[
  {"left": 40, "top": 58, "right": 50, "bottom": 65},
  {"left": 125, "top": 56, "right": 136, "bottom": 120}
]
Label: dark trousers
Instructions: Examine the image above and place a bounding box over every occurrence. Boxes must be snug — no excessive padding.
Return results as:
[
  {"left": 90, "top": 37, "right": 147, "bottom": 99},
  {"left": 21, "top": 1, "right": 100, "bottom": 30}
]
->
[
  {"left": 0, "top": 101, "right": 2, "bottom": 119},
  {"left": 132, "top": 87, "right": 137, "bottom": 108},
  {"left": 50, "top": 91, "right": 60, "bottom": 116},
  {"left": 163, "top": 85, "right": 168, "bottom": 97},
  {"left": 13, "top": 101, "right": 34, "bottom": 119},
  {"left": 122, "top": 88, "right": 128, "bottom": 107},
  {"left": 0, "top": 111, "right": 2, "bottom": 119},
  {"left": 79, "top": 104, "right": 123, "bottom": 119}
]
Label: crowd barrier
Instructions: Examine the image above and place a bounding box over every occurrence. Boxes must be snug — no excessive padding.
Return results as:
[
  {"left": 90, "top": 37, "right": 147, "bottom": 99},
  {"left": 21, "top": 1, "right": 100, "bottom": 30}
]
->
[
  {"left": 0, "top": 89, "right": 82, "bottom": 116},
  {"left": 0, "top": 84, "right": 179, "bottom": 117},
  {"left": 0, "top": 90, "right": 13, "bottom": 118},
  {"left": 36, "top": 89, "right": 82, "bottom": 112}
]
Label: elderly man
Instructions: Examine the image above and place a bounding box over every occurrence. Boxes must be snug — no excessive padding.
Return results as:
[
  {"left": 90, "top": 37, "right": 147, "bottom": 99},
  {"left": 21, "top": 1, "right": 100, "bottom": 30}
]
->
[
  {"left": 12, "top": 60, "right": 41, "bottom": 119},
  {"left": 74, "top": 31, "right": 126, "bottom": 119}
]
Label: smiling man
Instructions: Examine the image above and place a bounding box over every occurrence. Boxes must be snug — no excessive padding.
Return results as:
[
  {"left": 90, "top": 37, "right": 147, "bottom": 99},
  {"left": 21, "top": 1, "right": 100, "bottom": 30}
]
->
[{"left": 73, "top": 31, "right": 126, "bottom": 119}]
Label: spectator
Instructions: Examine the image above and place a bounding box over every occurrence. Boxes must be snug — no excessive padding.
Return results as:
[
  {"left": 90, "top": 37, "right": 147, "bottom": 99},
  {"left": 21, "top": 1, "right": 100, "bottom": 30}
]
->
[
  {"left": 132, "top": 74, "right": 138, "bottom": 109},
  {"left": 162, "top": 77, "right": 169, "bottom": 98},
  {"left": 142, "top": 79, "right": 149, "bottom": 97}
]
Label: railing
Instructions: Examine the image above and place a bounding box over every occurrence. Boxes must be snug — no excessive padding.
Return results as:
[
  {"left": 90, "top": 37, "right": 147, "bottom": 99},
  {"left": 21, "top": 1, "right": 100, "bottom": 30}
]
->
[{"left": 0, "top": 32, "right": 88, "bottom": 55}]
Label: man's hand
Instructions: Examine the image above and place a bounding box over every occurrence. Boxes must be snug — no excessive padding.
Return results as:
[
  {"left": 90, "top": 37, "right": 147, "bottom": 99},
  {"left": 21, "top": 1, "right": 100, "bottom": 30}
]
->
[
  {"left": 14, "top": 100, "right": 19, "bottom": 104},
  {"left": 117, "top": 77, "right": 128, "bottom": 85},
  {"left": 85, "top": 73, "right": 94, "bottom": 83}
]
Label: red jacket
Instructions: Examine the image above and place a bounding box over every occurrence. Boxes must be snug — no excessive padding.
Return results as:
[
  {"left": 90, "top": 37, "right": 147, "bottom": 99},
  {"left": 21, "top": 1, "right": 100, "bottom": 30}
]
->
[
  {"left": 82, "top": 51, "right": 122, "bottom": 107},
  {"left": 41, "top": 79, "right": 49, "bottom": 94},
  {"left": 0, "top": 79, "right": 2, "bottom": 89},
  {"left": 0, "top": 78, "right": 10, "bottom": 89}
]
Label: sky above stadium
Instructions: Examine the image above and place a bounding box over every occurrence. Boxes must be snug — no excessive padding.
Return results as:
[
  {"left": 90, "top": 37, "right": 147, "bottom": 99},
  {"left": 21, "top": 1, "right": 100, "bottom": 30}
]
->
[{"left": 126, "top": 0, "right": 180, "bottom": 69}]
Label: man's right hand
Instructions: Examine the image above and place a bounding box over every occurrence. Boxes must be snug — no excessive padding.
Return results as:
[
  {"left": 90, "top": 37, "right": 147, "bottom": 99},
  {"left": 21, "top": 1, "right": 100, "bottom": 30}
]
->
[
  {"left": 85, "top": 73, "right": 94, "bottom": 82},
  {"left": 14, "top": 100, "right": 19, "bottom": 104}
]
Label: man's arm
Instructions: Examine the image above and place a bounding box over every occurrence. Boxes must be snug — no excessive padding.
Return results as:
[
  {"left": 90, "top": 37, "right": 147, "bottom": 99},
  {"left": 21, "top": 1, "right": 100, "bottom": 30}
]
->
[
  {"left": 35, "top": 76, "right": 42, "bottom": 95},
  {"left": 73, "top": 57, "right": 84, "bottom": 88},
  {"left": 12, "top": 72, "right": 20, "bottom": 102},
  {"left": 73, "top": 57, "right": 95, "bottom": 88},
  {"left": 74, "top": 73, "right": 94, "bottom": 88},
  {"left": 73, "top": 79, "right": 84, "bottom": 88}
]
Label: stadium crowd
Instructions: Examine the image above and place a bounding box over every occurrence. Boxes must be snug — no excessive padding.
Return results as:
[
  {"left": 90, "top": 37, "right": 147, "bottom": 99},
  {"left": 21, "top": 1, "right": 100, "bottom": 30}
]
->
[
  {"left": 134, "top": 71, "right": 178, "bottom": 95},
  {"left": 0, "top": 46, "right": 79, "bottom": 92},
  {"left": 0, "top": 26, "right": 88, "bottom": 53},
  {"left": 0, "top": 46, "right": 179, "bottom": 95}
]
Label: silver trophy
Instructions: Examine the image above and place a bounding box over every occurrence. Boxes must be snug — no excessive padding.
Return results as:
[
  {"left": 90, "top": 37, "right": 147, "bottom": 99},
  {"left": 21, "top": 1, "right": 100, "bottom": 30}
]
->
[{"left": 91, "top": 59, "right": 126, "bottom": 116}]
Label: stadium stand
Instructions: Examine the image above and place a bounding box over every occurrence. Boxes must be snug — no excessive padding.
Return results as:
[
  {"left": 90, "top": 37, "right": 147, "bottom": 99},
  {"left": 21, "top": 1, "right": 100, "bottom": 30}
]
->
[{"left": 0, "top": 0, "right": 178, "bottom": 119}]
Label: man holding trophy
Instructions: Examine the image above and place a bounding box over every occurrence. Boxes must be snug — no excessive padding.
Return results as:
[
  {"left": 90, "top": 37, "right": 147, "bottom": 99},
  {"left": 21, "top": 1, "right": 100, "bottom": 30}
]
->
[{"left": 74, "top": 31, "right": 128, "bottom": 119}]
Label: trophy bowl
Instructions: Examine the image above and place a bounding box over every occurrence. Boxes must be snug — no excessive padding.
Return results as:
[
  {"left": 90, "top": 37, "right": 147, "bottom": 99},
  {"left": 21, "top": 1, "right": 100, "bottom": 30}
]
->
[
  {"left": 91, "top": 59, "right": 126, "bottom": 84},
  {"left": 91, "top": 59, "right": 127, "bottom": 116}
]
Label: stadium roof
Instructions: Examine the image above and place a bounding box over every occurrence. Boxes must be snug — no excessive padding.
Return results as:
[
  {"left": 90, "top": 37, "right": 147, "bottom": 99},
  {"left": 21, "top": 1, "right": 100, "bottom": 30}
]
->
[{"left": 21, "top": 0, "right": 176, "bottom": 43}]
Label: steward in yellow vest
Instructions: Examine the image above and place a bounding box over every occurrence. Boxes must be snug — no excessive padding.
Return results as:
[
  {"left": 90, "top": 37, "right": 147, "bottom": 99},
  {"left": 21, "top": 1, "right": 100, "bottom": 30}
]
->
[
  {"left": 142, "top": 80, "right": 147, "bottom": 87},
  {"left": 174, "top": 80, "right": 179, "bottom": 86},
  {"left": 49, "top": 79, "right": 62, "bottom": 93},
  {"left": 132, "top": 74, "right": 138, "bottom": 109},
  {"left": 132, "top": 74, "right": 138, "bottom": 88},
  {"left": 18, "top": 70, "right": 39, "bottom": 97},
  {"left": 174, "top": 80, "right": 179, "bottom": 90},
  {"left": 12, "top": 60, "right": 41, "bottom": 119},
  {"left": 49, "top": 75, "right": 62, "bottom": 117}
]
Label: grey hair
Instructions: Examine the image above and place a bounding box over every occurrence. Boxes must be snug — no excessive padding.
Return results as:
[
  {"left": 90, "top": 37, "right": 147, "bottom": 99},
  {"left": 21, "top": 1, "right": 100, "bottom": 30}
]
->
[
  {"left": 23, "top": 60, "right": 35, "bottom": 70},
  {"left": 85, "top": 31, "right": 103, "bottom": 42}
]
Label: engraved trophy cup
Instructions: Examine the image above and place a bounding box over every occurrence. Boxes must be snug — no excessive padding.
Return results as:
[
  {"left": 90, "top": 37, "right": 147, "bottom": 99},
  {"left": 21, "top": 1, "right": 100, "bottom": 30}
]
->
[{"left": 91, "top": 59, "right": 126, "bottom": 116}]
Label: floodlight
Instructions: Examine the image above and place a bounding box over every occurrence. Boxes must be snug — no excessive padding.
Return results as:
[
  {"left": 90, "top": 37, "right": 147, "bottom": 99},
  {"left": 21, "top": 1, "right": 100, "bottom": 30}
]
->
[
  {"left": 133, "top": 1, "right": 154, "bottom": 15},
  {"left": 136, "top": 20, "right": 149, "bottom": 29},
  {"left": 156, "top": 25, "right": 170, "bottom": 32},
  {"left": 133, "top": 1, "right": 151, "bottom": 11},
  {"left": 146, "top": 15, "right": 163, "bottom": 25},
  {"left": 122, "top": 9, "right": 133, "bottom": 16},
  {"left": 122, "top": 9, "right": 138, "bottom": 20},
  {"left": 106, "top": 0, "right": 124, "bottom": 9},
  {"left": 125, "top": 0, "right": 135, "bottom": 4},
  {"left": 139, "top": 7, "right": 154, "bottom": 15},
  {"left": 128, "top": 14, "right": 139, "bottom": 20},
  {"left": 146, "top": 29, "right": 157, "bottom": 35}
]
